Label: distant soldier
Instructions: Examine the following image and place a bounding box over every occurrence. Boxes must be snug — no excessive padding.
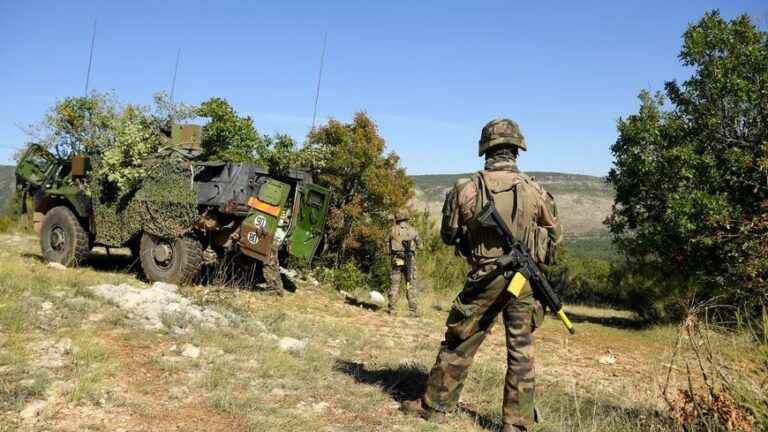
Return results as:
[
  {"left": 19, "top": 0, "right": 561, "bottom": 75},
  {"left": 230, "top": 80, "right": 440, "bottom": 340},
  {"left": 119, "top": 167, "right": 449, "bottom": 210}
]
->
[
  {"left": 403, "top": 119, "right": 562, "bottom": 431},
  {"left": 387, "top": 209, "right": 422, "bottom": 316}
]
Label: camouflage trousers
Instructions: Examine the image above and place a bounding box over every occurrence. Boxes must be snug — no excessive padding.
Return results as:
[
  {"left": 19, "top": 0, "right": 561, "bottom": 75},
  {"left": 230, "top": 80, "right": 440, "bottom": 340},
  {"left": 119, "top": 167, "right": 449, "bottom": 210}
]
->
[
  {"left": 262, "top": 244, "right": 284, "bottom": 295},
  {"left": 389, "top": 263, "right": 418, "bottom": 313},
  {"left": 422, "top": 269, "right": 541, "bottom": 430}
]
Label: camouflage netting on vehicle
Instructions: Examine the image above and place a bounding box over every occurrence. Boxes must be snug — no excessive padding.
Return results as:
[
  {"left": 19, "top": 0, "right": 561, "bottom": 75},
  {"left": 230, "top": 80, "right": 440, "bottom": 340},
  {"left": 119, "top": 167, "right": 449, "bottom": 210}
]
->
[{"left": 92, "top": 155, "right": 199, "bottom": 246}]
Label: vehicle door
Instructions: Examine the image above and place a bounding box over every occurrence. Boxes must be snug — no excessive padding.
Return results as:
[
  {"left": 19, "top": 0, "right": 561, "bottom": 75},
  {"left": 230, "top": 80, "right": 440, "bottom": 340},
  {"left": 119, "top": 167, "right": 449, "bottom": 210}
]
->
[{"left": 287, "top": 183, "right": 330, "bottom": 261}]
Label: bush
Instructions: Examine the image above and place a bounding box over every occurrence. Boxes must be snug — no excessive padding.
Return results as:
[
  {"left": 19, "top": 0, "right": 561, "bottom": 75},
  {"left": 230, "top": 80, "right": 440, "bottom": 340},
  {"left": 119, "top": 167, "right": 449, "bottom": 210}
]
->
[
  {"left": 557, "top": 250, "right": 691, "bottom": 321},
  {"left": 558, "top": 256, "right": 613, "bottom": 306},
  {"left": 664, "top": 306, "right": 767, "bottom": 431},
  {"left": 322, "top": 261, "right": 370, "bottom": 294},
  {"left": 411, "top": 210, "right": 468, "bottom": 294},
  {"left": 607, "top": 11, "right": 768, "bottom": 322},
  {"left": 0, "top": 193, "right": 32, "bottom": 234},
  {"left": 306, "top": 113, "right": 413, "bottom": 274}
]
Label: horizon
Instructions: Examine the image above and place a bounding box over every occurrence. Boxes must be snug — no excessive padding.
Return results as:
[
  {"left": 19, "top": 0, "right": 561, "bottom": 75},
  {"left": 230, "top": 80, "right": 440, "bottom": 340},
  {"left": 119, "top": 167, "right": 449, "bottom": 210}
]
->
[{"left": 1, "top": 1, "right": 765, "bottom": 177}]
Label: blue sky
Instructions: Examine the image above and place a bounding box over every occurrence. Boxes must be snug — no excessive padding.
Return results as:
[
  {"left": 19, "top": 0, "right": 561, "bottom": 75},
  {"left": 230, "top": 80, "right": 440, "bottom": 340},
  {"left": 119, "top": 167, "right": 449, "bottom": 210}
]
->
[{"left": 0, "top": 1, "right": 764, "bottom": 176}]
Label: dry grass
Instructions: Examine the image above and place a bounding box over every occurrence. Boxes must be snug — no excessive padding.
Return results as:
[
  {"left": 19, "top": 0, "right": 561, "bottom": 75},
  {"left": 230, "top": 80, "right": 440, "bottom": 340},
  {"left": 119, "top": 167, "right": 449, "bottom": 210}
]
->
[{"left": 0, "top": 233, "right": 763, "bottom": 431}]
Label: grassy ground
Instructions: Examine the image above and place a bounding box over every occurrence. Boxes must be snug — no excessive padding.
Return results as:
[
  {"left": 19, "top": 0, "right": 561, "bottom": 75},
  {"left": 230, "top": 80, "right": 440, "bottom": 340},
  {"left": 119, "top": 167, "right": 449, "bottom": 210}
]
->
[{"left": 0, "top": 233, "right": 759, "bottom": 431}]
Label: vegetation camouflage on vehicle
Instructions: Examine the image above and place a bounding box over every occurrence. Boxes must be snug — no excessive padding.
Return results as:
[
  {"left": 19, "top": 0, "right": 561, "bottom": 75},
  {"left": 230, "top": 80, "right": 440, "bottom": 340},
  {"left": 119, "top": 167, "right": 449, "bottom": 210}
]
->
[{"left": 92, "top": 154, "right": 199, "bottom": 246}]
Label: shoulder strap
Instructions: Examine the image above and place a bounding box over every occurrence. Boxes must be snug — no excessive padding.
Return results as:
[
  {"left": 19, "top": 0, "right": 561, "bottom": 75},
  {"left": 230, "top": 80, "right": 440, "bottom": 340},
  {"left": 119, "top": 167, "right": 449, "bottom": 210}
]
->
[{"left": 477, "top": 171, "right": 493, "bottom": 204}]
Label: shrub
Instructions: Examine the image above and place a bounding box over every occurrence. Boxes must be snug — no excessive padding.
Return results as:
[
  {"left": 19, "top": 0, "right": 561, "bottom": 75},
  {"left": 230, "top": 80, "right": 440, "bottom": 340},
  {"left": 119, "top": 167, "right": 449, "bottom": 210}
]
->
[
  {"left": 306, "top": 113, "right": 413, "bottom": 274},
  {"left": 323, "top": 261, "right": 370, "bottom": 294},
  {"left": 607, "top": 11, "right": 768, "bottom": 322},
  {"left": 411, "top": 210, "right": 468, "bottom": 294}
]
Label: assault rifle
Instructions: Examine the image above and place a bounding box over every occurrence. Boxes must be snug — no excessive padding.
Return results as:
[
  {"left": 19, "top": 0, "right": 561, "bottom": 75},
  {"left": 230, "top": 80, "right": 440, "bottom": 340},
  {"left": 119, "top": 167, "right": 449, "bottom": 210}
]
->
[
  {"left": 402, "top": 239, "right": 415, "bottom": 287},
  {"left": 476, "top": 201, "right": 575, "bottom": 335}
]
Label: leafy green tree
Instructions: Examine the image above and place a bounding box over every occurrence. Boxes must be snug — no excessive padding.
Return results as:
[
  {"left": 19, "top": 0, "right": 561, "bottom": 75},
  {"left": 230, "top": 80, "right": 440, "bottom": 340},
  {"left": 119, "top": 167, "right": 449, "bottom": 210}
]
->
[
  {"left": 98, "top": 104, "right": 165, "bottom": 193},
  {"left": 196, "top": 98, "right": 269, "bottom": 162},
  {"left": 35, "top": 91, "right": 119, "bottom": 158},
  {"left": 306, "top": 112, "right": 414, "bottom": 270},
  {"left": 607, "top": 11, "right": 768, "bottom": 320}
]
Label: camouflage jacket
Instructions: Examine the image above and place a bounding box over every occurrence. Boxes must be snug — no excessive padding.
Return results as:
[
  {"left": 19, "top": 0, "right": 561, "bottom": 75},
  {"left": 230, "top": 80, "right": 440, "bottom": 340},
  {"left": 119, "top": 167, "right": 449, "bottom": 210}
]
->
[
  {"left": 388, "top": 221, "right": 421, "bottom": 254},
  {"left": 441, "top": 163, "right": 562, "bottom": 268}
]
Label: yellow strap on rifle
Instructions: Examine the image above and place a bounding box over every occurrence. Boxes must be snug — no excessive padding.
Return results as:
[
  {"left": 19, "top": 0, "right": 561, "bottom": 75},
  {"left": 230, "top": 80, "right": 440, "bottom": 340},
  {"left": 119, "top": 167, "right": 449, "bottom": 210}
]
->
[{"left": 507, "top": 272, "right": 527, "bottom": 298}]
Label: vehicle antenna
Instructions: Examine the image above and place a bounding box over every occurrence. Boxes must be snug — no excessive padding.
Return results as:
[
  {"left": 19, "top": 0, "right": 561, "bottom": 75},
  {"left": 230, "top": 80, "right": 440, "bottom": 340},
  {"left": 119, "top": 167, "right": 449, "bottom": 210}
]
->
[
  {"left": 84, "top": 18, "right": 97, "bottom": 97},
  {"left": 170, "top": 48, "right": 181, "bottom": 103},
  {"left": 311, "top": 32, "right": 328, "bottom": 131}
]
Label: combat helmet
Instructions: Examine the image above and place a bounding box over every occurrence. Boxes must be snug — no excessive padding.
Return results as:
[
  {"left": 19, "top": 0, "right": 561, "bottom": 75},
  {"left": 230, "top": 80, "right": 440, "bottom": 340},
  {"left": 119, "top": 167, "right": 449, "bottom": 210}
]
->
[
  {"left": 478, "top": 118, "right": 527, "bottom": 156},
  {"left": 395, "top": 209, "right": 409, "bottom": 222}
]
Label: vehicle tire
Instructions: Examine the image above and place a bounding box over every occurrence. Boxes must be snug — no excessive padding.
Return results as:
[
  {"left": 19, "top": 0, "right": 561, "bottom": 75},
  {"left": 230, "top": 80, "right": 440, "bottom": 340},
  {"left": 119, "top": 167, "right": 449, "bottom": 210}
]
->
[
  {"left": 40, "top": 206, "right": 90, "bottom": 266},
  {"left": 139, "top": 233, "right": 202, "bottom": 285}
]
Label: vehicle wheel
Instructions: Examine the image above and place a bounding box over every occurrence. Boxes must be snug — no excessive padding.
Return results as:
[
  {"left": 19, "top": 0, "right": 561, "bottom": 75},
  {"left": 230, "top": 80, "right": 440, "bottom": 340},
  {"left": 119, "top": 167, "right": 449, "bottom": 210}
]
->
[
  {"left": 40, "top": 206, "right": 90, "bottom": 266},
  {"left": 139, "top": 233, "right": 202, "bottom": 284}
]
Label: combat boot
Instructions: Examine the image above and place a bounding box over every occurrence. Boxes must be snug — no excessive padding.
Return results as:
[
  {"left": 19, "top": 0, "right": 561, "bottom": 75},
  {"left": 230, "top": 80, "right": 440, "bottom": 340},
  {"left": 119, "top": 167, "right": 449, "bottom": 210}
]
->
[{"left": 401, "top": 399, "right": 446, "bottom": 422}]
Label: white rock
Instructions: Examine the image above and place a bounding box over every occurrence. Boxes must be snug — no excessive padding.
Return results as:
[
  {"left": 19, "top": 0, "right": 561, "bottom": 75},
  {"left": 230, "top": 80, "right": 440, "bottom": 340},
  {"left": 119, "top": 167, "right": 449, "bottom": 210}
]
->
[
  {"left": 56, "top": 338, "right": 72, "bottom": 353},
  {"left": 598, "top": 354, "right": 617, "bottom": 365},
  {"left": 278, "top": 337, "right": 306, "bottom": 352},
  {"left": 368, "top": 291, "right": 386, "bottom": 306},
  {"left": 47, "top": 262, "right": 66, "bottom": 271},
  {"left": 40, "top": 301, "right": 53, "bottom": 312},
  {"left": 151, "top": 282, "right": 178, "bottom": 293},
  {"left": 20, "top": 399, "right": 47, "bottom": 419},
  {"left": 88, "top": 282, "right": 228, "bottom": 330},
  {"left": 181, "top": 344, "right": 200, "bottom": 359},
  {"left": 312, "top": 401, "right": 330, "bottom": 413}
]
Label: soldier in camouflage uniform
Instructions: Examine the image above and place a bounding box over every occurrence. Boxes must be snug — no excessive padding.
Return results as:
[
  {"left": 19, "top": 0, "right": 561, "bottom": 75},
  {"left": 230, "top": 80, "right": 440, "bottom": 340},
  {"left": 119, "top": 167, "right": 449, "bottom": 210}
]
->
[
  {"left": 388, "top": 209, "right": 422, "bottom": 315},
  {"left": 403, "top": 119, "right": 562, "bottom": 432},
  {"left": 262, "top": 241, "right": 284, "bottom": 295}
]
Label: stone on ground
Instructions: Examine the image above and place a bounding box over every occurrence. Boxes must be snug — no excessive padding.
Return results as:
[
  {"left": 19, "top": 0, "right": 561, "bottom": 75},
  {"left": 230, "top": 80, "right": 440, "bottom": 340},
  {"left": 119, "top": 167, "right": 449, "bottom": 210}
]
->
[
  {"left": 368, "top": 291, "right": 386, "bottom": 307},
  {"left": 598, "top": 353, "right": 617, "bottom": 365},
  {"left": 47, "top": 262, "right": 67, "bottom": 271},
  {"left": 20, "top": 399, "right": 47, "bottom": 419},
  {"left": 88, "top": 282, "right": 228, "bottom": 329},
  {"left": 277, "top": 337, "right": 306, "bottom": 352},
  {"left": 181, "top": 344, "right": 201, "bottom": 359}
]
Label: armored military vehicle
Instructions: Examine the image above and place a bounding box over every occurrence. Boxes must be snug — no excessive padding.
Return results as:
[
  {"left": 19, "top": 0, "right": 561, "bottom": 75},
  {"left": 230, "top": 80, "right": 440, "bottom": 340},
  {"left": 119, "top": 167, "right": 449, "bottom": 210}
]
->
[{"left": 15, "top": 125, "right": 330, "bottom": 284}]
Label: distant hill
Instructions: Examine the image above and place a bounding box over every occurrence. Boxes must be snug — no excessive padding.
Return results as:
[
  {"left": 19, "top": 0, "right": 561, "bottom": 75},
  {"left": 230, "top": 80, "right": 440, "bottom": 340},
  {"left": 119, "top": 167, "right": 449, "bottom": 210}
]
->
[
  {"left": 411, "top": 171, "right": 613, "bottom": 238},
  {"left": 0, "top": 165, "right": 14, "bottom": 208}
]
